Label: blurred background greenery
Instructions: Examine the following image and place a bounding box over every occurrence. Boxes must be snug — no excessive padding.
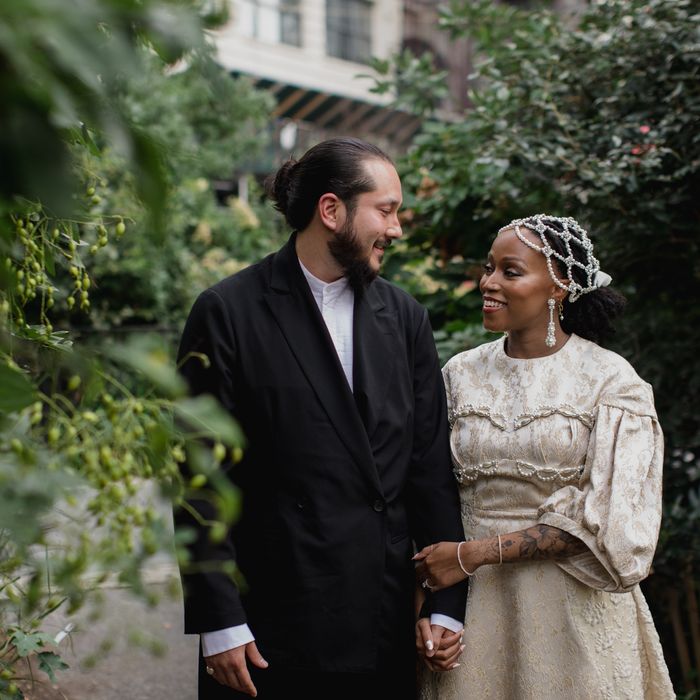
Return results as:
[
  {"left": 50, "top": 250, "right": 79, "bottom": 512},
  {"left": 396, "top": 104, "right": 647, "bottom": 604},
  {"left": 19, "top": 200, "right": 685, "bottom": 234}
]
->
[{"left": 1, "top": 0, "right": 697, "bottom": 697}]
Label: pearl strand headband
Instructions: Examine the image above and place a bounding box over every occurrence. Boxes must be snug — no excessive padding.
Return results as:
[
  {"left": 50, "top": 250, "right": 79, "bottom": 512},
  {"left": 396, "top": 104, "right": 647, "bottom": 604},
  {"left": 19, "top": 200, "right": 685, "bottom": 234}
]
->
[{"left": 498, "top": 215, "right": 612, "bottom": 302}]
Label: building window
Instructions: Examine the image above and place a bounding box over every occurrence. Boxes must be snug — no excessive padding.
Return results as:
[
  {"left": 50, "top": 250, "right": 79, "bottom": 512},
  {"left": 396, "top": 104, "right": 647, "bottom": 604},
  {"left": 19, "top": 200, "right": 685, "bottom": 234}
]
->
[
  {"left": 237, "top": 0, "right": 302, "bottom": 47},
  {"left": 326, "top": 0, "right": 372, "bottom": 64}
]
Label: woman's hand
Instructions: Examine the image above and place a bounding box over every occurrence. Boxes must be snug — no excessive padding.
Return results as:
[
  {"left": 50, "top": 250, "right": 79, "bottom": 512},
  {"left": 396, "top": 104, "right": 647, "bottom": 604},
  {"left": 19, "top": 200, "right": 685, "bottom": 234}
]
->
[{"left": 414, "top": 541, "right": 477, "bottom": 591}]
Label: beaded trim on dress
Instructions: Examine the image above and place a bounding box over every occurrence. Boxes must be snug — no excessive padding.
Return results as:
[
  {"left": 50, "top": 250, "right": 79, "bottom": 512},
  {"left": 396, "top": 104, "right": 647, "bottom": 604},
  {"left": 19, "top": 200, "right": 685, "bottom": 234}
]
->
[
  {"left": 453, "top": 459, "right": 583, "bottom": 485},
  {"left": 449, "top": 403, "right": 595, "bottom": 431}
]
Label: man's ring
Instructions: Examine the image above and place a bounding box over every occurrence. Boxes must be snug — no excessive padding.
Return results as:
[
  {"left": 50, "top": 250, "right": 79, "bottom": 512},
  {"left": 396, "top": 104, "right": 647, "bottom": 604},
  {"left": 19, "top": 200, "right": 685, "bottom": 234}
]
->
[
  {"left": 206, "top": 666, "right": 215, "bottom": 676},
  {"left": 422, "top": 579, "right": 433, "bottom": 591}
]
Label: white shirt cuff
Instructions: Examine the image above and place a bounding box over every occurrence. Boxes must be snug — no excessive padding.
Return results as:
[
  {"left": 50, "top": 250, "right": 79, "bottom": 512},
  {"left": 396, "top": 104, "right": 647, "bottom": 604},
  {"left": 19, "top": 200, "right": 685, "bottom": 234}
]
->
[
  {"left": 430, "top": 613, "right": 463, "bottom": 633},
  {"left": 201, "top": 624, "right": 255, "bottom": 657}
]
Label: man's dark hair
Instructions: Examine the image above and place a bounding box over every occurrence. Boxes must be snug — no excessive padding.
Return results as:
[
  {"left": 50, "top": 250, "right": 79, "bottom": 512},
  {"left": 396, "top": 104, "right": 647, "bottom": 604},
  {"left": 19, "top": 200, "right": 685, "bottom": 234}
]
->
[{"left": 265, "top": 137, "right": 393, "bottom": 231}]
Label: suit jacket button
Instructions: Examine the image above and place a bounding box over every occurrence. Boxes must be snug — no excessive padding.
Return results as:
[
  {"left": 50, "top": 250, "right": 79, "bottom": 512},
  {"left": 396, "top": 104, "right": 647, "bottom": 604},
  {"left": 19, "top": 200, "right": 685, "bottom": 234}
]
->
[{"left": 373, "top": 499, "right": 385, "bottom": 512}]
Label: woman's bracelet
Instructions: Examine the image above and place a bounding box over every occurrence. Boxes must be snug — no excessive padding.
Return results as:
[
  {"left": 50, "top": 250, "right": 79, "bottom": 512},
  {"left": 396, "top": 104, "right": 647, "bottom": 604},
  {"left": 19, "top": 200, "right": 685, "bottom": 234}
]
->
[
  {"left": 457, "top": 540, "right": 476, "bottom": 577},
  {"left": 497, "top": 534, "right": 503, "bottom": 565}
]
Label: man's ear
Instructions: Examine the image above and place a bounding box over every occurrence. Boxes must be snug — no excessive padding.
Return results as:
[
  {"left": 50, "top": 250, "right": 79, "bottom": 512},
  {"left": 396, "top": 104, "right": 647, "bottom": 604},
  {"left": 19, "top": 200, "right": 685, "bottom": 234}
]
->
[{"left": 318, "top": 193, "right": 344, "bottom": 231}]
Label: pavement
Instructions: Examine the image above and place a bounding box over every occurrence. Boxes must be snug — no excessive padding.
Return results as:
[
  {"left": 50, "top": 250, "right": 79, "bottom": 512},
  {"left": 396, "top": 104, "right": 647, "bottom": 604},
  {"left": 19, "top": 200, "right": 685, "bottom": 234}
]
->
[
  {"left": 21, "top": 568, "right": 198, "bottom": 700},
  {"left": 22, "top": 570, "right": 199, "bottom": 700},
  {"left": 19, "top": 488, "right": 200, "bottom": 700}
]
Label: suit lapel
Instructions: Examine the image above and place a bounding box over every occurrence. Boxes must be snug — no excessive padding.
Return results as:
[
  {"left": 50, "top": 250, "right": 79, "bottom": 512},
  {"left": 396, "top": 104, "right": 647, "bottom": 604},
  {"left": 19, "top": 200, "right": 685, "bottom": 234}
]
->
[
  {"left": 353, "top": 283, "right": 399, "bottom": 440},
  {"left": 263, "top": 236, "right": 382, "bottom": 494}
]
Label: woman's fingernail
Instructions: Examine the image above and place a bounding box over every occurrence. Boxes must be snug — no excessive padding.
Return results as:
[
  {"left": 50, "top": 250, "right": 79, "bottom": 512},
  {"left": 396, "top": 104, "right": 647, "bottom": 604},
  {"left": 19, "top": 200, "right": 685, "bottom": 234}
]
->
[
  {"left": 450, "top": 663, "right": 461, "bottom": 669},
  {"left": 460, "top": 644, "right": 466, "bottom": 652},
  {"left": 425, "top": 640, "right": 434, "bottom": 651}
]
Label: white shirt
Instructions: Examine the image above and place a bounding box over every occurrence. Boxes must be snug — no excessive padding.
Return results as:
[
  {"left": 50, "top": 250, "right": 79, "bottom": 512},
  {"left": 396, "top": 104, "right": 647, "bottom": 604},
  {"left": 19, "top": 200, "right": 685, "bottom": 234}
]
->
[
  {"left": 201, "top": 259, "right": 461, "bottom": 657},
  {"left": 299, "top": 260, "right": 355, "bottom": 389}
]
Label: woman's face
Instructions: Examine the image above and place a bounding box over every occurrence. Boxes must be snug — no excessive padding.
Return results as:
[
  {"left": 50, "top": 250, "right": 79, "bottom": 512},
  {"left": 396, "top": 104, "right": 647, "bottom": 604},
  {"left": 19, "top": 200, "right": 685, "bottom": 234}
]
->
[{"left": 479, "top": 227, "right": 563, "bottom": 334}]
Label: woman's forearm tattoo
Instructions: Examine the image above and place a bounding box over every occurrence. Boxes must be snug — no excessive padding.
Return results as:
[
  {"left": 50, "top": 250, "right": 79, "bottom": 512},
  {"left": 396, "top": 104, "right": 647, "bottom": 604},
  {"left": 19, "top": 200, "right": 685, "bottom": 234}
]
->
[{"left": 503, "top": 524, "right": 587, "bottom": 561}]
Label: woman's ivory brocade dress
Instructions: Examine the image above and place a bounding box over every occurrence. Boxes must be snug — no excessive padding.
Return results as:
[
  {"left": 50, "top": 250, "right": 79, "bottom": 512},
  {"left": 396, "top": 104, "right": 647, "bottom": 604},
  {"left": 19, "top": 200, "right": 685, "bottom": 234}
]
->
[{"left": 419, "top": 334, "right": 674, "bottom": 700}]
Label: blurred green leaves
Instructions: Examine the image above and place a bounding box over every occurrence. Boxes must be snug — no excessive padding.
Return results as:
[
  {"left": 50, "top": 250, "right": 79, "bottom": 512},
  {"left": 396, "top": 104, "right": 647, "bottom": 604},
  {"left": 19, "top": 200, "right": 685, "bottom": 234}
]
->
[
  {"left": 0, "top": 0, "right": 208, "bottom": 223},
  {"left": 0, "top": 364, "right": 35, "bottom": 413}
]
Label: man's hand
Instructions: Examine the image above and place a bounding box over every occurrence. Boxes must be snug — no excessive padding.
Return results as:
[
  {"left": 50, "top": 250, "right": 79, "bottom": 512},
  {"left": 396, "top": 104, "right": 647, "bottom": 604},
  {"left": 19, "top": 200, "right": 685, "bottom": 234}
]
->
[
  {"left": 204, "top": 641, "right": 268, "bottom": 697},
  {"left": 415, "top": 619, "right": 464, "bottom": 673}
]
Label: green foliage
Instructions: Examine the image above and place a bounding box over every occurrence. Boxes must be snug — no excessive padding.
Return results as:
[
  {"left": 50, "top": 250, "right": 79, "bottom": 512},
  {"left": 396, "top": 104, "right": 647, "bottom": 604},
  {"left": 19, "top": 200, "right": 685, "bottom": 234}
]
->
[
  {"left": 0, "top": 0, "right": 259, "bottom": 695},
  {"left": 72, "top": 44, "right": 283, "bottom": 329},
  {"left": 0, "top": 0, "right": 217, "bottom": 222},
  {"left": 362, "top": 50, "right": 450, "bottom": 118}
]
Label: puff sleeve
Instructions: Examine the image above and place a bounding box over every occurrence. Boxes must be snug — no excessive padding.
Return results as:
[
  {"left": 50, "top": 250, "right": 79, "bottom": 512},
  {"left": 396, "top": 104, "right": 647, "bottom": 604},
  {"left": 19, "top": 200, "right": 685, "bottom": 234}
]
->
[{"left": 537, "top": 379, "right": 664, "bottom": 593}]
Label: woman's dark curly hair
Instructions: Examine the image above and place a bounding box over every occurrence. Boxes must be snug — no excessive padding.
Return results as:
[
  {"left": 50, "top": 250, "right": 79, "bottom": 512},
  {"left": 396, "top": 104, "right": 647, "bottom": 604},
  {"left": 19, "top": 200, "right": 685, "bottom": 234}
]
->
[{"left": 519, "top": 216, "right": 626, "bottom": 344}]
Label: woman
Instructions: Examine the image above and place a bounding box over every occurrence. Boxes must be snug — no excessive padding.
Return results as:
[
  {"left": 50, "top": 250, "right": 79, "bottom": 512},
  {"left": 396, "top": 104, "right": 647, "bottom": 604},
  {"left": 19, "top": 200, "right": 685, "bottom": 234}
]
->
[{"left": 416, "top": 215, "right": 674, "bottom": 699}]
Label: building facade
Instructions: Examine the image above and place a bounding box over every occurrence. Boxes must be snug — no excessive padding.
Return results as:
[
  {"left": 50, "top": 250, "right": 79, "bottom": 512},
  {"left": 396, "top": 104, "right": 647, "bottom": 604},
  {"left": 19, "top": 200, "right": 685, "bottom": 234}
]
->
[{"left": 213, "top": 0, "right": 420, "bottom": 165}]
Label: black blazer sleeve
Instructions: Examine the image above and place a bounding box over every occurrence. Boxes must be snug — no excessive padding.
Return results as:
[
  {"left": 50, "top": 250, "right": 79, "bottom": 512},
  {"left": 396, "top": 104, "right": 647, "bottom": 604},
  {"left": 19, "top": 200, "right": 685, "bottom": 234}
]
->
[
  {"left": 407, "top": 307, "right": 468, "bottom": 622},
  {"left": 174, "top": 288, "right": 247, "bottom": 633}
]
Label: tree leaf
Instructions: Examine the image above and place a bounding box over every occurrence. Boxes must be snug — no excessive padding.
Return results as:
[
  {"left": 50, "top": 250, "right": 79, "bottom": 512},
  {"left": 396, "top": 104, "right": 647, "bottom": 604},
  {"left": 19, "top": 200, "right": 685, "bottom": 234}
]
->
[
  {"left": 174, "top": 395, "right": 244, "bottom": 446},
  {"left": 0, "top": 364, "right": 36, "bottom": 413},
  {"left": 37, "top": 651, "right": 69, "bottom": 682},
  {"left": 10, "top": 630, "right": 52, "bottom": 657}
]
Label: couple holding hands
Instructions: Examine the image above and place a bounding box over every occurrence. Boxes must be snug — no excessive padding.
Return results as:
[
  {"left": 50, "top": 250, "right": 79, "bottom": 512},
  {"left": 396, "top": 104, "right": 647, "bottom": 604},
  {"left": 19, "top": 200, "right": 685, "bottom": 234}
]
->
[{"left": 175, "top": 138, "right": 674, "bottom": 699}]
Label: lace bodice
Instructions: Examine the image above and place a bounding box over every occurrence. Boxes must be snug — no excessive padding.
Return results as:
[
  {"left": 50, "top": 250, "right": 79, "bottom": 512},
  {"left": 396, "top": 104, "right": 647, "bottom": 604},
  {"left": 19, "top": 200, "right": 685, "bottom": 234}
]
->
[{"left": 442, "top": 333, "right": 663, "bottom": 593}]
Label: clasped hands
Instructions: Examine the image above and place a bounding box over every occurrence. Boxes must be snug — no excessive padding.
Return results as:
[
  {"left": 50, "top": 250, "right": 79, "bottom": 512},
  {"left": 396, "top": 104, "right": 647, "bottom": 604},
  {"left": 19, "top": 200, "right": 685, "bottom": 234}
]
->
[{"left": 414, "top": 541, "right": 476, "bottom": 673}]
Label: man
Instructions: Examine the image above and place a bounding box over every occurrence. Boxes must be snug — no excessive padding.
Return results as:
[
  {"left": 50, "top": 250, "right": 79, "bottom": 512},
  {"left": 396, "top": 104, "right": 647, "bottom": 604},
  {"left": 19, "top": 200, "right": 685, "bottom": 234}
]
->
[{"left": 175, "top": 138, "right": 467, "bottom": 699}]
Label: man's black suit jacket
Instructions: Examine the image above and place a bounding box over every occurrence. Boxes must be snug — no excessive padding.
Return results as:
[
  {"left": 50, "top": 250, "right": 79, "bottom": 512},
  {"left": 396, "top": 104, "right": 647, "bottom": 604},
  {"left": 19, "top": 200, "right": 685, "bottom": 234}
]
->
[{"left": 176, "top": 234, "right": 467, "bottom": 673}]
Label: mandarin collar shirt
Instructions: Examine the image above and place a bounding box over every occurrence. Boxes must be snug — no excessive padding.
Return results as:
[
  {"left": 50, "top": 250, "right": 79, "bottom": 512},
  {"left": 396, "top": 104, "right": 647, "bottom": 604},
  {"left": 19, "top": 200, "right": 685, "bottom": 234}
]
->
[{"left": 299, "top": 259, "right": 355, "bottom": 392}]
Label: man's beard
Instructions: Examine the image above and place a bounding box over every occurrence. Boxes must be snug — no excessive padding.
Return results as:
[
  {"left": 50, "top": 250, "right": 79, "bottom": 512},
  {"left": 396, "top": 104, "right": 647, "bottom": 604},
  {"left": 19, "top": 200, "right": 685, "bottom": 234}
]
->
[{"left": 327, "top": 216, "right": 387, "bottom": 293}]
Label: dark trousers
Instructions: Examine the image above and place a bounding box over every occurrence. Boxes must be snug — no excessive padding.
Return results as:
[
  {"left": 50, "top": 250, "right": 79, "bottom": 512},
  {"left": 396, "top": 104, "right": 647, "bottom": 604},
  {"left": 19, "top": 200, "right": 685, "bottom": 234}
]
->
[{"left": 198, "top": 647, "right": 417, "bottom": 700}]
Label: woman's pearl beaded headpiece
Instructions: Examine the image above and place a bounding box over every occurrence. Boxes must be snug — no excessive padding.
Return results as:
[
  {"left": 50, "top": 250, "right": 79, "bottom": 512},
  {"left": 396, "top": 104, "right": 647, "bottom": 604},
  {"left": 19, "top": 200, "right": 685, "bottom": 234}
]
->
[{"left": 498, "top": 214, "right": 610, "bottom": 302}]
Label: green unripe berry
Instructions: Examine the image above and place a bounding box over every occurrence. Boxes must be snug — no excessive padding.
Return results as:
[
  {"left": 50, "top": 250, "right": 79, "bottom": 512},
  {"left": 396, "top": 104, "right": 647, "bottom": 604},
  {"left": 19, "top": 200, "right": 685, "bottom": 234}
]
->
[
  {"left": 213, "top": 442, "right": 226, "bottom": 463},
  {"left": 190, "top": 474, "right": 207, "bottom": 489},
  {"left": 67, "top": 375, "right": 81, "bottom": 391}
]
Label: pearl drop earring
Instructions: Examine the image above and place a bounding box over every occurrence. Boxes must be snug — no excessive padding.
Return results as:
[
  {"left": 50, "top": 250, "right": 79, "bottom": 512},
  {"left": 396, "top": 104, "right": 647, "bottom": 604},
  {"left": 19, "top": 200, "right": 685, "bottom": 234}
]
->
[{"left": 546, "top": 298, "right": 556, "bottom": 348}]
